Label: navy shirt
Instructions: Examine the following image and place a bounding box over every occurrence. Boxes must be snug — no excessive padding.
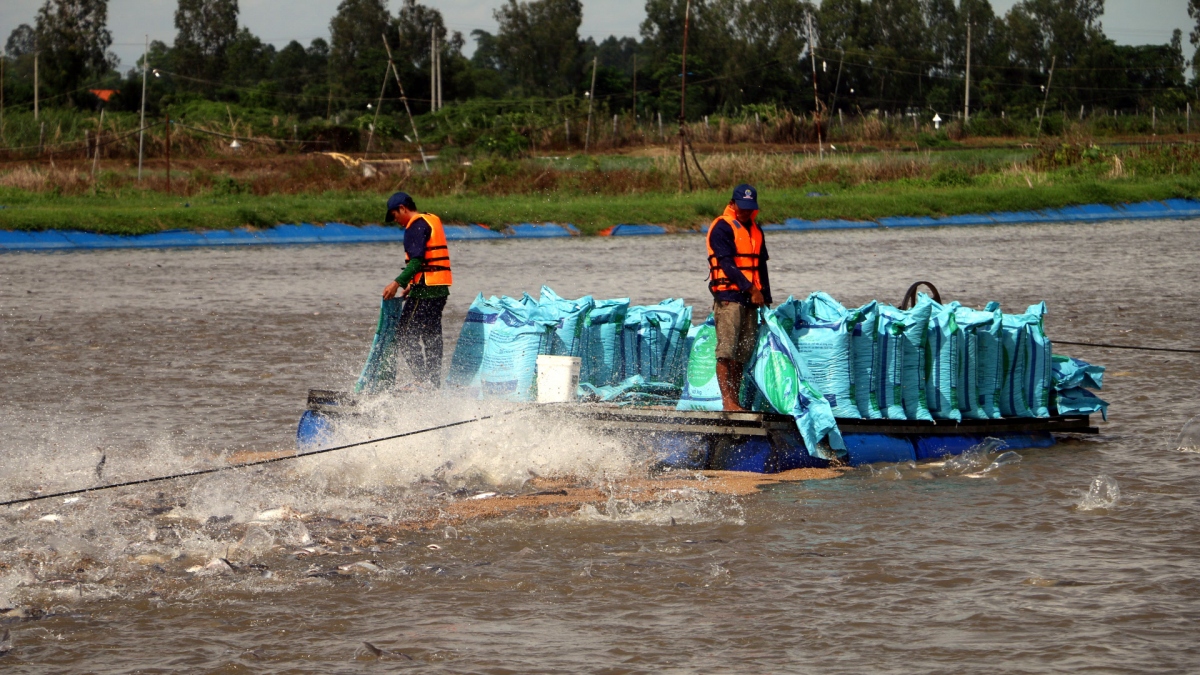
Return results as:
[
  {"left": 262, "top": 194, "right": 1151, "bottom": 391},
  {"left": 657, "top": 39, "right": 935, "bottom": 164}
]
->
[
  {"left": 709, "top": 219, "right": 772, "bottom": 306},
  {"left": 403, "top": 217, "right": 432, "bottom": 261}
]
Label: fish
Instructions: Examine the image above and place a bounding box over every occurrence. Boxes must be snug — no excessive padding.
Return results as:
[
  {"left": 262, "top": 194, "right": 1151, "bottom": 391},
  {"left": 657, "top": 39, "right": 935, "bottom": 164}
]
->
[
  {"left": 361, "top": 641, "right": 412, "bottom": 660},
  {"left": 468, "top": 492, "right": 497, "bottom": 500},
  {"left": 0, "top": 627, "right": 11, "bottom": 656},
  {"left": 95, "top": 453, "right": 106, "bottom": 481},
  {"left": 426, "top": 544, "right": 442, "bottom": 551},
  {"left": 63, "top": 497, "right": 81, "bottom": 505},
  {"left": 37, "top": 514, "right": 62, "bottom": 523},
  {"left": 251, "top": 506, "right": 303, "bottom": 522},
  {"left": 338, "top": 561, "right": 383, "bottom": 574}
]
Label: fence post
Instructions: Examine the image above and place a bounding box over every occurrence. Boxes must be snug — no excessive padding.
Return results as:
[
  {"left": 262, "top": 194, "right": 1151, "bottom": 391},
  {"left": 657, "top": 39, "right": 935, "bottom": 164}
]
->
[{"left": 165, "top": 116, "right": 171, "bottom": 196}]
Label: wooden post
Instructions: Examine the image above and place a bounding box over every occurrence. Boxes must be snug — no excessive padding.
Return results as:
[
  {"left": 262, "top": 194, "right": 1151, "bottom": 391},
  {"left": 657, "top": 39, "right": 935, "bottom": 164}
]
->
[
  {"left": 806, "top": 12, "right": 823, "bottom": 159},
  {"left": 678, "top": 0, "right": 691, "bottom": 192},
  {"left": 385, "top": 33, "right": 428, "bottom": 170},
  {"left": 33, "top": 48, "right": 39, "bottom": 121},
  {"left": 1, "top": 56, "right": 5, "bottom": 144},
  {"left": 963, "top": 18, "right": 971, "bottom": 124},
  {"left": 430, "top": 27, "right": 436, "bottom": 113},
  {"left": 564, "top": 117, "right": 570, "bottom": 145},
  {"left": 658, "top": 111, "right": 663, "bottom": 141},
  {"left": 165, "top": 115, "right": 171, "bottom": 195},
  {"left": 632, "top": 54, "right": 637, "bottom": 120},
  {"left": 91, "top": 109, "right": 104, "bottom": 180},
  {"left": 138, "top": 35, "right": 148, "bottom": 183},
  {"left": 1035, "top": 55, "right": 1055, "bottom": 141},
  {"left": 585, "top": 57, "right": 597, "bottom": 152}
]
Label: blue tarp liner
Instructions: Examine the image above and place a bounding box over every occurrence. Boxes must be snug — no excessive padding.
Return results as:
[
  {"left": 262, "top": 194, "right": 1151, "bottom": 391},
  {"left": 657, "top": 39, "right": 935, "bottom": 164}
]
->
[
  {"left": 607, "top": 224, "right": 667, "bottom": 236},
  {"left": 445, "top": 224, "right": 503, "bottom": 240},
  {"left": 878, "top": 216, "right": 940, "bottom": 228},
  {"left": 354, "top": 298, "right": 406, "bottom": 394},
  {"left": 1163, "top": 198, "right": 1200, "bottom": 215},
  {"left": 1117, "top": 202, "right": 1172, "bottom": 219},
  {"left": 934, "top": 214, "right": 996, "bottom": 226},
  {"left": 446, "top": 294, "right": 504, "bottom": 389},
  {"left": 503, "top": 222, "right": 579, "bottom": 237},
  {"left": 538, "top": 286, "right": 594, "bottom": 357},
  {"left": 751, "top": 308, "right": 845, "bottom": 458},
  {"left": 1052, "top": 355, "right": 1104, "bottom": 390},
  {"left": 1051, "top": 204, "right": 1121, "bottom": 221},
  {"left": 677, "top": 317, "right": 723, "bottom": 411}
]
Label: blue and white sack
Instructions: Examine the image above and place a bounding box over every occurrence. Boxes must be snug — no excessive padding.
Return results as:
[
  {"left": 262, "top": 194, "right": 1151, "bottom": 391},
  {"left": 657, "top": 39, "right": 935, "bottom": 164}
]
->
[
  {"left": 952, "top": 305, "right": 999, "bottom": 420},
  {"left": 1052, "top": 355, "right": 1104, "bottom": 390},
  {"left": 849, "top": 301, "right": 882, "bottom": 419},
  {"left": 875, "top": 305, "right": 909, "bottom": 420},
  {"left": 446, "top": 294, "right": 503, "bottom": 389},
  {"left": 926, "top": 301, "right": 963, "bottom": 422},
  {"left": 791, "top": 292, "right": 860, "bottom": 418},
  {"left": 580, "top": 298, "right": 630, "bottom": 386},
  {"left": 1024, "top": 302, "right": 1053, "bottom": 418},
  {"left": 538, "top": 286, "right": 594, "bottom": 357},
  {"left": 478, "top": 304, "right": 554, "bottom": 401},
  {"left": 677, "top": 316, "right": 723, "bottom": 411}
]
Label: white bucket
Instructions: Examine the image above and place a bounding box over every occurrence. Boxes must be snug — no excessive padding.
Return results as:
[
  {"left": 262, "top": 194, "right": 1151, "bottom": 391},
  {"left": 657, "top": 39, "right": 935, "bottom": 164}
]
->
[{"left": 536, "top": 355, "right": 581, "bottom": 403}]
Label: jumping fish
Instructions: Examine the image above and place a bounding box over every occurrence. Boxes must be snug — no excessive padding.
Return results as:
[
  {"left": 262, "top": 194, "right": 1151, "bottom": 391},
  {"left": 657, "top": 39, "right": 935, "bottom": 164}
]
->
[
  {"left": 37, "top": 514, "right": 62, "bottom": 523},
  {"left": 252, "top": 506, "right": 303, "bottom": 522},
  {"left": 95, "top": 453, "right": 106, "bottom": 481},
  {"left": 361, "top": 641, "right": 412, "bottom": 660},
  {"left": 0, "top": 627, "right": 11, "bottom": 656}
]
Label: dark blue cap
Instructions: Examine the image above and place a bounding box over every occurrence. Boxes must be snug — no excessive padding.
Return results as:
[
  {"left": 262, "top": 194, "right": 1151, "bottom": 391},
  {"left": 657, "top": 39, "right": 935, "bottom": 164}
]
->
[
  {"left": 385, "top": 192, "right": 417, "bottom": 222},
  {"left": 732, "top": 184, "right": 758, "bottom": 210}
]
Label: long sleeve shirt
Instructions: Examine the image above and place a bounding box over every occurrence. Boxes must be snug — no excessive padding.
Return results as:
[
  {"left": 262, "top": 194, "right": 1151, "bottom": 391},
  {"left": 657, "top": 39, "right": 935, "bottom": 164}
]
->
[
  {"left": 709, "top": 219, "right": 773, "bottom": 306},
  {"left": 394, "top": 217, "right": 450, "bottom": 299}
]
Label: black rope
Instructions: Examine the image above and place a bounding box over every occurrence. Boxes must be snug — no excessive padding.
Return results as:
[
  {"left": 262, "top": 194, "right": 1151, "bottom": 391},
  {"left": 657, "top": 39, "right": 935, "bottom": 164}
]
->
[
  {"left": 0, "top": 413, "right": 505, "bottom": 508},
  {"left": 1056, "top": 340, "right": 1200, "bottom": 355}
]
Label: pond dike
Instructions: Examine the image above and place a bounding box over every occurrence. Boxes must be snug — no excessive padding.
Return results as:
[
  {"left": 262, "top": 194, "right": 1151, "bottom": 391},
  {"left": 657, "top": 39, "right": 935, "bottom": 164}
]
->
[{"left": 2, "top": 198, "right": 1198, "bottom": 251}]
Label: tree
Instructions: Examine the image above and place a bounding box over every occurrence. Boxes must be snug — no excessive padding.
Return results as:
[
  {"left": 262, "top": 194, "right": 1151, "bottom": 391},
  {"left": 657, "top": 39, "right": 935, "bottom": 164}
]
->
[
  {"left": 393, "top": 0, "right": 466, "bottom": 110},
  {"left": 33, "top": 0, "right": 117, "bottom": 102},
  {"left": 5, "top": 24, "right": 36, "bottom": 58},
  {"left": 329, "top": 0, "right": 391, "bottom": 105},
  {"left": 1189, "top": 0, "right": 1200, "bottom": 73},
  {"left": 494, "top": 0, "right": 584, "bottom": 96},
  {"left": 173, "top": 0, "right": 239, "bottom": 85}
]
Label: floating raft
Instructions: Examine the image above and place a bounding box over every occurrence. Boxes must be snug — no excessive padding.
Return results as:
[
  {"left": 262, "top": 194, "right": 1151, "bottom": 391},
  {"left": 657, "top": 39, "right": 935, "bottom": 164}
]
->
[{"left": 297, "top": 390, "right": 1098, "bottom": 473}]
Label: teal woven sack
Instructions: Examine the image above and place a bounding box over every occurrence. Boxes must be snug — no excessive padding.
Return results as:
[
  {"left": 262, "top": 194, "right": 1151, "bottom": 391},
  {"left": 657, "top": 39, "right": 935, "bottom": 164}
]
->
[
  {"left": 849, "top": 301, "right": 882, "bottom": 419},
  {"left": 926, "top": 302, "right": 962, "bottom": 422},
  {"left": 355, "top": 297, "right": 406, "bottom": 394},
  {"left": 580, "top": 298, "right": 630, "bottom": 387},
  {"left": 446, "top": 294, "right": 503, "bottom": 389},
  {"left": 538, "top": 286, "right": 594, "bottom": 357}
]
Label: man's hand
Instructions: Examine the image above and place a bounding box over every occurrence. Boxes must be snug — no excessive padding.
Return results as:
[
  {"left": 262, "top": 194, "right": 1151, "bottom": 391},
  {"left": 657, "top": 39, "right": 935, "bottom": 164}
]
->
[
  {"left": 750, "top": 288, "right": 765, "bottom": 306},
  {"left": 383, "top": 280, "right": 401, "bottom": 300}
]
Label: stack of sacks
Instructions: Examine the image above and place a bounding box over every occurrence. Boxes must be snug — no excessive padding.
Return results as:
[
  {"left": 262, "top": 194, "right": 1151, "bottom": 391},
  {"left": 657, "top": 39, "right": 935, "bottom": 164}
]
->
[
  {"left": 539, "top": 286, "right": 595, "bottom": 357},
  {"left": 1051, "top": 355, "right": 1108, "bottom": 420},
  {"left": 621, "top": 299, "right": 693, "bottom": 387},
  {"left": 445, "top": 292, "right": 562, "bottom": 400}
]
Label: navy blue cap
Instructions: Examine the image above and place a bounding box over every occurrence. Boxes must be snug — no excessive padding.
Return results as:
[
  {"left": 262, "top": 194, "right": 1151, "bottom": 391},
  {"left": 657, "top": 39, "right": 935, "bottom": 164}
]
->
[
  {"left": 732, "top": 184, "right": 758, "bottom": 210},
  {"left": 385, "top": 192, "right": 417, "bottom": 222}
]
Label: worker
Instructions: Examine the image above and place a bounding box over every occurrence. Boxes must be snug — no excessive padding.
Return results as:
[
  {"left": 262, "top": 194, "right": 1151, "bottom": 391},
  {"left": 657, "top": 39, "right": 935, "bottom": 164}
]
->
[
  {"left": 381, "top": 192, "right": 452, "bottom": 387},
  {"left": 706, "top": 183, "right": 772, "bottom": 411}
]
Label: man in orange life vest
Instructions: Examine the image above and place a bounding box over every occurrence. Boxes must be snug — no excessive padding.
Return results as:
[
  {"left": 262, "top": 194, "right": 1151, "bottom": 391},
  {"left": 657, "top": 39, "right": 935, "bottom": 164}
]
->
[
  {"left": 381, "top": 192, "right": 452, "bottom": 386},
  {"left": 706, "top": 183, "right": 772, "bottom": 411}
]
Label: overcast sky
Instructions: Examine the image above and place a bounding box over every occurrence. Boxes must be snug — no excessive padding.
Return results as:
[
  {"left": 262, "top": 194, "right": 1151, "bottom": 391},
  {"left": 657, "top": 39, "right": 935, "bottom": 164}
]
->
[{"left": 1, "top": 0, "right": 1193, "bottom": 71}]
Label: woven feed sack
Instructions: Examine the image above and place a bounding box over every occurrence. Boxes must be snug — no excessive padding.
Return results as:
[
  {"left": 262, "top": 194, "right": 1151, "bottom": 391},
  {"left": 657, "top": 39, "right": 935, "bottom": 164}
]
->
[
  {"left": 538, "top": 286, "right": 594, "bottom": 357},
  {"left": 354, "top": 297, "right": 406, "bottom": 394},
  {"left": 677, "top": 316, "right": 723, "bottom": 410},
  {"left": 791, "top": 292, "right": 860, "bottom": 418},
  {"left": 975, "top": 303, "right": 1004, "bottom": 418},
  {"left": 661, "top": 304, "right": 694, "bottom": 387},
  {"left": 445, "top": 294, "right": 503, "bottom": 388},
  {"left": 1024, "top": 302, "right": 1053, "bottom": 418},
  {"left": 1055, "top": 386, "right": 1109, "bottom": 420},
  {"left": 622, "top": 300, "right": 688, "bottom": 382},
  {"left": 898, "top": 295, "right": 935, "bottom": 422},
  {"left": 751, "top": 308, "right": 845, "bottom": 459},
  {"left": 926, "top": 302, "right": 963, "bottom": 422},
  {"left": 478, "top": 304, "right": 554, "bottom": 401},
  {"left": 580, "top": 298, "right": 630, "bottom": 386},
  {"left": 952, "top": 305, "right": 999, "bottom": 420},
  {"left": 1052, "top": 355, "right": 1105, "bottom": 391},
  {"left": 875, "top": 305, "right": 909, "bottom": 420},
  {"left": 998, "top": 310, "right": 1037, "bottom": 418},
  {"left": 849, "top": 301, "right": 883, "bottom": 419}
]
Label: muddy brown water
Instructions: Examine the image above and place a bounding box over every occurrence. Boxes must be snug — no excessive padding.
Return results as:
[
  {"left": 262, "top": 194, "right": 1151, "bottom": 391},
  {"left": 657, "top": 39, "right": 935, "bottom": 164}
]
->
[{"left": 1, "top": 220, "right": 1199, "bottom": 672}]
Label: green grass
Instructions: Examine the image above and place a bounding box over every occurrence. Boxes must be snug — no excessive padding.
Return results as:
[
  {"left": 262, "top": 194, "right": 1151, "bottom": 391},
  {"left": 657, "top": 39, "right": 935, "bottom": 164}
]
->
[{"left": 1, "top": 174, "right": 1197, "bottom": 236}]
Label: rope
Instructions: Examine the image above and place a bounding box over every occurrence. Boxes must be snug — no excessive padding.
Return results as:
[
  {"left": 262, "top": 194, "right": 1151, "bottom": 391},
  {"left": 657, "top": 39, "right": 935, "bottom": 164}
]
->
[
  {"left": 1056, "top": 340, "right": 1200, "bottom": 355},
  {"left": 170, "top": 121, "right": 326, "bottom": 146},
  {"left": 0, "top": 412, "right": 507, "bottom": 508}
]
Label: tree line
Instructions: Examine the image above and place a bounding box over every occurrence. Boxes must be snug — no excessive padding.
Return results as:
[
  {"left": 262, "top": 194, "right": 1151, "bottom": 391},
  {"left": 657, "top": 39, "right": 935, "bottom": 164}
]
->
[{"left": 1, "top": 0, "right": 1197, "bottom": 126}]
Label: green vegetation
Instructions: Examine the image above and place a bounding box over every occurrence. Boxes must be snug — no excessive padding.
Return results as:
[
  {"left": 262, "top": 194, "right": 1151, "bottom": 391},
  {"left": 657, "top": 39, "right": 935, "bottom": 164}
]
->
[{"left": 2, "top": 143, "right": 1197, "bottom": 235}]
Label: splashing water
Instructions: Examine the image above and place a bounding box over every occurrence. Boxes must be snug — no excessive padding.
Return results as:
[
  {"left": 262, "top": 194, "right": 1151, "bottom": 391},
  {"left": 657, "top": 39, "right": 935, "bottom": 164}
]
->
[
  {"left": 1077, "top": 475, "right": 1121, "bottom": 511},
  {"left": 1176, "top": 416, "right": 1200, "bottom": 453}
]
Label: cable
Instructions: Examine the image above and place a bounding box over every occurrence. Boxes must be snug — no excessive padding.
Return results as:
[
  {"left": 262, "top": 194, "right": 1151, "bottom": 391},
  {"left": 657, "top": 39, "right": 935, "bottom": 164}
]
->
[
  {"left": 0, "top": 411, "right": 511, "bottom": 508},
  {"left": 1056, "top": 340, "right": 1200, "bottom": 354}
]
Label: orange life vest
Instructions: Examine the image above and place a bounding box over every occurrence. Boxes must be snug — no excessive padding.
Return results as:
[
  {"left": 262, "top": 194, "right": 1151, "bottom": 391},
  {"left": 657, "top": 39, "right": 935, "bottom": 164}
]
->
[
  {"left": 406, "top": 213, "right": 452, "bottom": 286},
  {"left": 706, "top": 204, "right": 763, "bottom": 294}
]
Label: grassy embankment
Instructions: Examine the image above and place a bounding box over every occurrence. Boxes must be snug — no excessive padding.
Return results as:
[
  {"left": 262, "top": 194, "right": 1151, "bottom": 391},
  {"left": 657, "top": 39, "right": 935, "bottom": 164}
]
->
[{"left": 1, "top": 143, "right": 1198, "bottom": 236}]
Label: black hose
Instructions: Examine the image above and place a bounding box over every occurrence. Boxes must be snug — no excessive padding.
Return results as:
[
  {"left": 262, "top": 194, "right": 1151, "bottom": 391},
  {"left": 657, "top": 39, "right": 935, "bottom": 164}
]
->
[
  {"left": 0, "top": 413, "right": 506, "bottom": 508},
  {"left": 1054, "top": 340, "right": 1200, "bottom": 354}
]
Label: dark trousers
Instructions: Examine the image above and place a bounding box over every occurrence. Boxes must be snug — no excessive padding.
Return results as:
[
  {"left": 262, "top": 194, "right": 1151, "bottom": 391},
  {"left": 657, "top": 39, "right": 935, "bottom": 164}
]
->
[{"left": 396, "top": 296, "right": 447, "bottom": 385}]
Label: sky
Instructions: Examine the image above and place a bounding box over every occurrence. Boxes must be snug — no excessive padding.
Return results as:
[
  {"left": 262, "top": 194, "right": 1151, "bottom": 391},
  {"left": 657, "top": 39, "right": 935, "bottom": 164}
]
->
[{"left": 0, "top": 0, "right": 1193, "bottom": 72}]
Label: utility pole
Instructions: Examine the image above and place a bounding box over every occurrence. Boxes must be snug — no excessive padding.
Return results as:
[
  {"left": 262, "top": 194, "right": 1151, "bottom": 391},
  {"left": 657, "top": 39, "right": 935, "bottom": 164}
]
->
[
  {"left": 679, "top": 0, "right": 691, "bottom": 191},
  {"left": 806, "top": 12, "right": 823, "bottom": 159},
  {"left": 91, "top": 109, "right": 104, "bottom": 180},
  {"left": 632, "top": 54, "right": 637, "bottom": 121},
  {"left": 963, "top": 18, "right": 971, "bottom": 124},
  {"left": 384, "top": 33, "right": 429, "bottom": 170},
  {"left": 437, "top": 39, "right": 443, "bottom": 111},
  {"left": 1035, "top": 55, "right": 1055, "bottom": 141},
  {"left": 165, "top": 116, "right": 171, "bottom": 195},
  {"left": 33, "top": 46, "right": 39, "bottom": 121},
  {"left": 585, "top": 56, "right": 597, "bottom": 152},
  {"left": 138, "top": 35, "right": 148, "bottom": 183},
  {"left": 1, "top": 56, "right": 5, "bottom": 144}
]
